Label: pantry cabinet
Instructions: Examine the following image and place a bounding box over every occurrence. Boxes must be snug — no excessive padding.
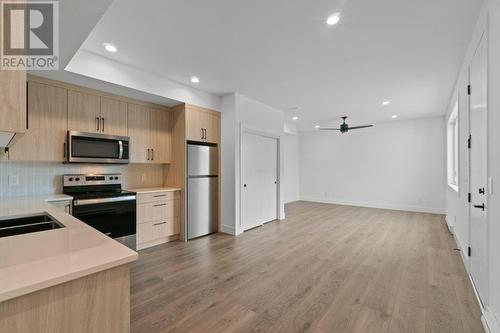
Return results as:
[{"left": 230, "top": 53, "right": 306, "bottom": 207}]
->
[{"left": 9, "top": 82, "right": 67, "bottom": 161}]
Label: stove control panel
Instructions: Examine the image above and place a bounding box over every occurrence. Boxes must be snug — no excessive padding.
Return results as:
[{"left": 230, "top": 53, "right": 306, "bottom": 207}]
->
[{"left": 63, "top": 174, "right": 122, "bottom": 187}]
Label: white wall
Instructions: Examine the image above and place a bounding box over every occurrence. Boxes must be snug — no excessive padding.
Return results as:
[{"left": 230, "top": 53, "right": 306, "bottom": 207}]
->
[
  {"left": 445, "top": 1, "right": 500, "bottom": 331},
  {"left": 220, "top": 93, "right": 286, "bottom": 235},
  {"left": 283, "top": 133, "right": 300, "bottom": 203},
  {"left": 300, "top": 117, "right": 446, "bottom": 214}
]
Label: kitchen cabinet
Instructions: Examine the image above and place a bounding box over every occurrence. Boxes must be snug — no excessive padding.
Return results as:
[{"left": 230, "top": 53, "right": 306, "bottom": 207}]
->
[
  {"left": 136, "top": 190, "right": 180, "bottom": 250},
  {"left": 100, "top": 97, "right": 128, "bottom": 136},
  {"left": 185, "top": 105, "right": 220, "bottom": 143},
  {"left": 0, "top": 16, "right": 26, "bottom": 134},
  {"left": 68, "top": 90, "right": 100, "bottom": 133},
  {"left": 68, "top": 91, "right": 128, "bottom": 136},
  {"left": 127, "top": 103, "right": 171, "bottom": 164},
  {"left": 9, "top": 82, "right": 67, "bottom": 161},
  {"left": 150, "top": 107, "right": 171, "bottom": 164}
]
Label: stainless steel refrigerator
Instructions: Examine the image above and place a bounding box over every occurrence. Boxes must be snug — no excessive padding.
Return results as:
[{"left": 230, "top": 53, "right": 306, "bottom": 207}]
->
[{"left": 187, "top": 143, "right": 218, "bottom": 240}]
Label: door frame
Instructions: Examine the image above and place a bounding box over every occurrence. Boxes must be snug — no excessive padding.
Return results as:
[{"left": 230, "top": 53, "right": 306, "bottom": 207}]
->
[
  {"left": 239, "top": 123, "right": 281, "bottom": 232},
  {"left": 467, "top": 28, "right": 489, "bottom": 307}
]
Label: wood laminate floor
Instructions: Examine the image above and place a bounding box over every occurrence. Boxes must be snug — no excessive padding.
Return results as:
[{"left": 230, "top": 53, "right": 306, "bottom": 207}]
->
[{"left": 131, "top": 201, "right": 483, "bottom": 333}]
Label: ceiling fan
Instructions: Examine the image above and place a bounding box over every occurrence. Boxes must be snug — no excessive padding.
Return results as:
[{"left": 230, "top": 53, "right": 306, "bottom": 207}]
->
[{"left": 319, "top": 116, "right": 374, "bottom": 134}]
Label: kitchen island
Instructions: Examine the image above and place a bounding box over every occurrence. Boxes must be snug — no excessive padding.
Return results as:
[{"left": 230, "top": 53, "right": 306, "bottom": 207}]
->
[{"left": 0, "top": 195, "right": 138, "bottom": 333}]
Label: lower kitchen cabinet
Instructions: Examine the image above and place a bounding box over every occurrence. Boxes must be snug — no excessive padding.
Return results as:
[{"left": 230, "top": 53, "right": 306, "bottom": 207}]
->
[{"left": 136, "top": 190, "right": 180, "bottom": 250}]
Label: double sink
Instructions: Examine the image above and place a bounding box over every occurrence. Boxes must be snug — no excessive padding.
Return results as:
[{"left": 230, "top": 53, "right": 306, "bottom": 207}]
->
[{"left": 0, "top": 214, "right": 64, "bottom": 238}]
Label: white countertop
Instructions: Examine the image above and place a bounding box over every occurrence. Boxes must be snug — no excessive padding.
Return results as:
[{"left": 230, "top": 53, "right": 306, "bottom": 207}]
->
[
  {"left": 0, "top": 195, "right": 138, "bottom": 302},
  {"left": 128, "top": 187, "right": 181, "bottom": 194}
]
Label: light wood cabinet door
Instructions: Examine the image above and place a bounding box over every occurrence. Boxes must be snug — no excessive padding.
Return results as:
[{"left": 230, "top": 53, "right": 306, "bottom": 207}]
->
[
  {"left": 0, "top": 0, "right": 26, "bottom": 134},
  {"left": 100, "top": 97, "right": 127, "bottom": 136},
  {"left": 0, "top": 69, "right": 26, "bottom": 133},
  {"left": 186, "top": 106, "right": 207, "bottom": 142},
  {"left": 127, "top": 103, "right": 151, "bottom": 163},
  {"left": 150, "top": 108, "right": 171, "bottom": 164},
  {"left": 68, "top": 90, "right": 100, "bottom": 133},
  {"left": 206, "top": 112, "right": 221, "bottom": 144},
  {"left": 9, "top": 82, "right": 67, "bottom": 161},
  {"left": 185, "top": 105, "right": 220, "bottom": 143}
]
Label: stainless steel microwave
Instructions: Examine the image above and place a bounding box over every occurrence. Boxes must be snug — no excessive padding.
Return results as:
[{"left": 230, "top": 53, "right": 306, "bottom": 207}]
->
[{"left": 67, "top": 131, "right": 130, "bottom": 164}]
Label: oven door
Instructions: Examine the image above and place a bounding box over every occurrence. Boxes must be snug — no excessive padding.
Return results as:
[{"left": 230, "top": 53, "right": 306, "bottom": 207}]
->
[
  {"left": 72, "top": 197, "right": 136, "bottom": 250},
  {"left": 68, "top": 131, "right": 130, "bottom": 164}
]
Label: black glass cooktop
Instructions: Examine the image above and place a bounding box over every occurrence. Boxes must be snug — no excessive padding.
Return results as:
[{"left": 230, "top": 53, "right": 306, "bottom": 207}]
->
[{"left": 66, "top": 189, "right": 135, "bottom": 200}]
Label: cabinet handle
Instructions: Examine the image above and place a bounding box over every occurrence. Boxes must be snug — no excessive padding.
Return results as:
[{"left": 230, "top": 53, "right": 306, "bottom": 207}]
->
[
  {"left": 147, "top": 149, "right": 150, "bottom": 161},
  {"left": 153, "top": 194, "right": 167, "bottom": 198},
  {"left": 63, "top": 142, "right": 66, "bottom": 158},
  {"left": 154, "top": 203, "right": 166, "bottom": 207},
  {"left": 101, "top": 117, "right": 104, "bottom": 132},
  {"left": 203, "top": 128, "right": 206, "bottom": 140},
  {"left": 201, "top": 128, "right": 204, "bottom": 140},
  {"left": 151, "top": 148, "right": 154, "bottom": 161},
  {"left": 153, "top": 222, "right": 167, "bottom": 226},
  {"left": 96, "top": 117, "right": 100, "bottom": 131}
]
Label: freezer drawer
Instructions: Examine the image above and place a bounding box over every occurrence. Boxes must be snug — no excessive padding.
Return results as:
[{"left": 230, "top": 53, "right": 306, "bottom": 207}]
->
[
  {"left": 188, "top": 144, "right": 218, "bottom": 176},
  {"left": 187, "top": 177, "right": 218, "bottom": 239}
]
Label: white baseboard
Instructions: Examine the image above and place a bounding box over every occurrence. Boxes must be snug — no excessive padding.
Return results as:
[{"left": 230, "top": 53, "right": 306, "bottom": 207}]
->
[
  {"left": 445, "top": 215, "right": 455, "bottom": 234},
  {"left": 483, "top": 307, "right": 500, "bottom": 333},
  {"left": 221, "top": 224, "right": 236, "bottom": 235},
  {"left": 300, "top": 197, "right": 445, "bottom": 214}
]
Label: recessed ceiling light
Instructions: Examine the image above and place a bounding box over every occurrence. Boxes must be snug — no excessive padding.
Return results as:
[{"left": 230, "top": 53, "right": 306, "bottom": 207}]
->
[
  {"left": 392, "top": 115, "right": 398, "bottom": 119},
  {"left": 191, "top": 76, "right": 200, "bottom": 83},
  {"left": 327, "top": 13, "right": 341, "bottom": 26},
  {"left": 315, "top": 125, "right": 320, "bottom": 129},
  {"left": 382, "top": 101, "right": 391, "bottom": 105},
  {"left": 292, "top": 116, "right": 299, "bottom": 121},
  {"left": 103, "top": 43, "right": 117, "bottom": 53}
]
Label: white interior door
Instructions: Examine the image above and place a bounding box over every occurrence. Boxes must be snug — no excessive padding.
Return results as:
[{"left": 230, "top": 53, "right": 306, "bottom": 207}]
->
[
  {"left": 469, "top": 32, "right": 488, "bottom": 305},
  {"left": 242, "top": 132, "right": 278, "bottom": 231}
]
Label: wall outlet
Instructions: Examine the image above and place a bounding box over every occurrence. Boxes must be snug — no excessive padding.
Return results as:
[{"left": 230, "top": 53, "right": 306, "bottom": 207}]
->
[{"left": 8, "top": 175, "right": 19, "bottom": 186}]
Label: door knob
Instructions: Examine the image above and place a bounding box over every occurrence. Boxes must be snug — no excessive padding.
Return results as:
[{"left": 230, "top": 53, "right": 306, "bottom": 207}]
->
[
  {"left": 244, "top": 184, "right": 247, "bottom": 187},
  {"left": 474, "top": 204, "right": 486, "bottom": 211},
  {"left": 479, "top": 188, "right": 485, "bottom": 194}
]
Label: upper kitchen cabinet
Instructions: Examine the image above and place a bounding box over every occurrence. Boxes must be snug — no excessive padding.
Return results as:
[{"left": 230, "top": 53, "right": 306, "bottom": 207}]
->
[
  {"left": 68, "top": 91, "right": 128, "bottom": 136},
  {"left": 68, "top": 90, "right": 100, "bottom": 133},
  {"left": 185, "top": 104, "right": 220, "bottom": 144},
  {"left": 128, "top": 103, "right": 171, "bottom": 164},
  {"left": 9, "top": 81, "right": 67, "bottom": 161},
  {"left": 100, "top": 97, "right": 128, "bottom": 136},
  {"left": 151, "top": 107, "right": 171, "bottom": 164},
  {"left": 0, "top": 68, "right": 26, "bottom": 134}
]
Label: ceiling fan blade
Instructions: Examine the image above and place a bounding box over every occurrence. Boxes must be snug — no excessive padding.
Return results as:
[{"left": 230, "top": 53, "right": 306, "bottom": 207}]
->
[
  {"left": 319, "top": 128, "right": 341, "bottom": 131},
  {"left": 348, "top": 125, "right": 374, "bottom": 130}
]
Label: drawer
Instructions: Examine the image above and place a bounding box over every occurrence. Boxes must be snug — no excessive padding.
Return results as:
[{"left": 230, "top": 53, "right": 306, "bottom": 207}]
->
[
  {"left": 137, "top": 217, "right": 179, "bottom": 244},
  {"left": 137, "top": 199, "right": 180, "bottom": 223},
  {"left": 137, "top": 191, "right": 180, "bottom": 204}
]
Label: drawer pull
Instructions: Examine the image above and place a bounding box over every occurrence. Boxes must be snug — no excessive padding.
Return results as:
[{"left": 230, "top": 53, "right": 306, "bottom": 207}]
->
[
  {"left": 154, "top": 203, "right": 167, "bottom": 207},
  {"left": 153, "top": 194, "right": 167, "bottom": 198},
  {"left": 153, "top": 222, "right": 167, "bottom": 226}
]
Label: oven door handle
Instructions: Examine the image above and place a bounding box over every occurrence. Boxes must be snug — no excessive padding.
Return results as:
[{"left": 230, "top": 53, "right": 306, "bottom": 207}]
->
[
  {"left": 73, "top": 195, "right": 136, "bottom": 206},
  {"left": 73, "top": 208, "right": 119, "bottom": 217},
  {"left": 119, "top": 140, "right": 124, "bottom": 159}
]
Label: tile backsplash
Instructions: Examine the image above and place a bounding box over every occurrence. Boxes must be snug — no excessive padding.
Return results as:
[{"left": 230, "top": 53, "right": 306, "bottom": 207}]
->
[{"left": 0, "top": 161, "right": 165, "bottom": 198}]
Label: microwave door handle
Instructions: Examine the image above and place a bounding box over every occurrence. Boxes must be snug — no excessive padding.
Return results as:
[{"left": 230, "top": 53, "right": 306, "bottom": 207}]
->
[{"left": 119, "top": 140, "right": 123, "bottom": 159}]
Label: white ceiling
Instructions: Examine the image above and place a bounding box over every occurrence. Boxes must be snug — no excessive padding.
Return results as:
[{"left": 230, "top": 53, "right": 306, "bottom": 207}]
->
[{"left": 78, "top": 0, "right": 482, "bottom": 129}]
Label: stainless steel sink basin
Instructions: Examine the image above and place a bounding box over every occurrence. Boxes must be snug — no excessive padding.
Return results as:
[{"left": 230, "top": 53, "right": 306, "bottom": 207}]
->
[{"left": 0, "top": 214, "right": 64, "bottom": 238}]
